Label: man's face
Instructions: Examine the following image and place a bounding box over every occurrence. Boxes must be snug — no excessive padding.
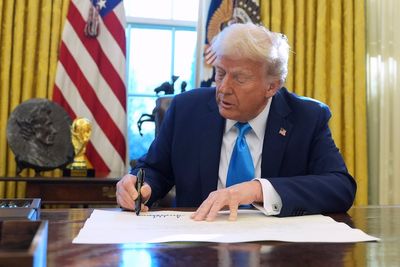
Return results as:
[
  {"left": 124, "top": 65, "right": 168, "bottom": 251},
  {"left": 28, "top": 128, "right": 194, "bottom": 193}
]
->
[
  {"left": 214, "top": 56, "right": 279, "bottom": 122},
  {"left": 34, "top": 115, "right": 57, "bottom": 146}
]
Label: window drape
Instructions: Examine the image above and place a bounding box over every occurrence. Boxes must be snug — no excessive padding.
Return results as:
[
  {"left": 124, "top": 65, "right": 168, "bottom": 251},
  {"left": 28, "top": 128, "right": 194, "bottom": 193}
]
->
[
  {"left": 0, "top": 0, "right": 69, "bottom": 197},
  {"left": 260, "top": 0, "right": 368, "bottom": 205},
  {"left": 366, "top": 0, "right": 400, "bottom": 205}
]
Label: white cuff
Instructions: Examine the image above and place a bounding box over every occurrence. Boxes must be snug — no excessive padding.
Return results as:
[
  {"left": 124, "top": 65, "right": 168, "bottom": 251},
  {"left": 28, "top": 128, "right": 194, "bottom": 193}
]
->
[{"left": 252, "top": 178, "right": 282, "bottom": 216}]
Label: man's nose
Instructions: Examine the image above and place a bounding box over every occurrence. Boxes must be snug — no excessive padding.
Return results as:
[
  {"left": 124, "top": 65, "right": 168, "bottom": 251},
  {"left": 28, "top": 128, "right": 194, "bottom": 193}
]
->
[
  {"left": 218, "top": 75, "right": 232, "bottom": 94},
  {"left": 50, "top": 125, "right": 57, "bottom": 135}
]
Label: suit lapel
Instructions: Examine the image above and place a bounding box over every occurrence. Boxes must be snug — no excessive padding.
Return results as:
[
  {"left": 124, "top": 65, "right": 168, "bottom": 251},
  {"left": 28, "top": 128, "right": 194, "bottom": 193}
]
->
[
  {"left": 198, "top": 96, "right": 225, "bottom": 199},
  {"left": 261, "top": 89, "right": 293, "bottom": 178},
  {"left": 196, "top": 88, "right": 293, "bottom": 194}
]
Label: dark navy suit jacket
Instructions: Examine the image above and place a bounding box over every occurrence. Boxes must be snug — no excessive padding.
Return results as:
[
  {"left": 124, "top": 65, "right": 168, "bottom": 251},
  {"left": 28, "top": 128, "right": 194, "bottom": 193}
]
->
[{"left": 133, "top": 87, "right": 356, "bottom": 217}]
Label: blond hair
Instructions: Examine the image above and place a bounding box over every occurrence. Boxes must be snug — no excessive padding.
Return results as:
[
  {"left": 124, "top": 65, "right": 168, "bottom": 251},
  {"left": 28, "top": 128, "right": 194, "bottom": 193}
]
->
[{"left": 210, "top": 23, "right": 290, "bottom": 83}]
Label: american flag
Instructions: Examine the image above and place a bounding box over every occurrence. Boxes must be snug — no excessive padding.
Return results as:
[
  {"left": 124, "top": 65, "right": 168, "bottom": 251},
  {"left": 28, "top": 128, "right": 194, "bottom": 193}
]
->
[{"left": 53, "top": 0, "right": 127, "bottom": 173}]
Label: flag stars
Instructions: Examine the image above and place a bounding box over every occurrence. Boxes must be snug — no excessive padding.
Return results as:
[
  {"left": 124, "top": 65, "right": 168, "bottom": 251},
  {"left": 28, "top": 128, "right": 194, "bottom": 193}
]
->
[{"left": 97, "top": 0, "right": 107, "bottom": 10}]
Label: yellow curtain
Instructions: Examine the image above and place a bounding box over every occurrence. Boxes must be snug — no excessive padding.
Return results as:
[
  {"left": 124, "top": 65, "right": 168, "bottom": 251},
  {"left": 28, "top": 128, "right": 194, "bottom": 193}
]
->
[
  {"left": 0, "top": 0, "right": 70, "bottom": 198},
  {"left": 260, "top": 0, "right": 368, "bottom": 205}
]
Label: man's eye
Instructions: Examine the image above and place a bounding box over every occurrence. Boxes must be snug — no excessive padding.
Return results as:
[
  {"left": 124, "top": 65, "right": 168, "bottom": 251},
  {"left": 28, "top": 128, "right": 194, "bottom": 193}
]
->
[
  {"left": 216, "top": 72, "right": 225, "bottom": 80},
  {"left": 235, "top": 75, "right": 248, "bottom": 84}
]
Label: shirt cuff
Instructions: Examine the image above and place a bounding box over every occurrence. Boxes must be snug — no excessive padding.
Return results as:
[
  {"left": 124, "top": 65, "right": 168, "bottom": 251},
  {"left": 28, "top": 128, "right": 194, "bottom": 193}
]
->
[{"left": 252, "top": 178, "right": 282, "bottom": 216}]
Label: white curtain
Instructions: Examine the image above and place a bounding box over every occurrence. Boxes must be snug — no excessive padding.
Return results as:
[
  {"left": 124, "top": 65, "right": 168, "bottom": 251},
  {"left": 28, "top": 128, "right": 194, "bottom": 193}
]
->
[{"left": 367, "top": 0, "right": 400, "bottom": 204}]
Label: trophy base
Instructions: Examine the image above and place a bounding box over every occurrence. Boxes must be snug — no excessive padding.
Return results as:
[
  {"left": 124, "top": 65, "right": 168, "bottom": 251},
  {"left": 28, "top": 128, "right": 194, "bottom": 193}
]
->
[{"left": 63, "top": 168, "right": 95, "bottom": 177}]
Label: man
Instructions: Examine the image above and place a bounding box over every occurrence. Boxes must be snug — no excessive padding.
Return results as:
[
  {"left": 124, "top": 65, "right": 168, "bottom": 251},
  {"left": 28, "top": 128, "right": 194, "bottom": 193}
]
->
[
  {"left": 117, "top": 23, "right": 356, "bottom": 221},
  {"left": 15, "top": 102, "right": 58, "bottom": 167}
]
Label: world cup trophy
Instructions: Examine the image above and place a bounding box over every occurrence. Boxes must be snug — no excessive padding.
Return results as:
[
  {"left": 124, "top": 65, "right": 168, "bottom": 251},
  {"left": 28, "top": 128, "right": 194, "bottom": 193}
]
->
[{"left": 64, "top": 117, "right": 95, "bottom": 177}]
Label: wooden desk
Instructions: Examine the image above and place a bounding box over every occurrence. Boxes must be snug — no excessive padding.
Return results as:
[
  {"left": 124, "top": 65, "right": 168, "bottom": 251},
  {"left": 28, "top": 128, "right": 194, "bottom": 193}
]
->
[
  {"left": 40, "top": 206, "right": 400, "bottom": 266},
  {"left": 0, "top": 176, "right": 120, "bottom": 206}
]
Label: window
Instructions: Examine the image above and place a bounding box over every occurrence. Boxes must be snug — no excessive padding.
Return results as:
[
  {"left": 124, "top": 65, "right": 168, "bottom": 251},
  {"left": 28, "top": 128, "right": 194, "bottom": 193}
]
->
[{"left": 124, "top": 0, "right": 200, "bottom": 160}]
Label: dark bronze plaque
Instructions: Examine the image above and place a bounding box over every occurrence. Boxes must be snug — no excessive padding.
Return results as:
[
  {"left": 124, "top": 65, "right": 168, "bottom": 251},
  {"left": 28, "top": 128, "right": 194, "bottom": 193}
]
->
[{"left": 7, "top": 98, "right": 74, "bottom": 174}]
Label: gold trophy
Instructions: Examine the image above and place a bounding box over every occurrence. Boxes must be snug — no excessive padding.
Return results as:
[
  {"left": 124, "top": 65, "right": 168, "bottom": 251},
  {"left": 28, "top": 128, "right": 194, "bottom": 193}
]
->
[{"left": 65, "top": 117, "right": 95, "bottom": 177}]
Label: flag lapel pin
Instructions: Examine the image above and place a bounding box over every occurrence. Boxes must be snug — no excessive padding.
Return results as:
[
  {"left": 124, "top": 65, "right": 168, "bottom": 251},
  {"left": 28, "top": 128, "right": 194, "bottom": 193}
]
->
[{"left": 279, "top": 128, "right": 287, "bottom": 136}]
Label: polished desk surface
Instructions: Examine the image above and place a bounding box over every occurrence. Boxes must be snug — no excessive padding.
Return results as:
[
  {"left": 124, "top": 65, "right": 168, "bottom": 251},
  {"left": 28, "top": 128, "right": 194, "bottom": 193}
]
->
[{"left": 41, "top": 206, "right": 399, "bottom": 267}]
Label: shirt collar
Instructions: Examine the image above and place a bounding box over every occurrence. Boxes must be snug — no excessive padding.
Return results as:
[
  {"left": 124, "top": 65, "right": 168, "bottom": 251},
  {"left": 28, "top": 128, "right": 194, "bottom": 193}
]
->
[{"left": 225, "top": 97, "right": 273, "bottom": 140}]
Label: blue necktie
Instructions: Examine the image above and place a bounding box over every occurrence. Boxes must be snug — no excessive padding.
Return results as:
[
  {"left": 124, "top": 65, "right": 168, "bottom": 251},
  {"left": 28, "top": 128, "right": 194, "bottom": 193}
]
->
[{"left": 226, "top": 122, "right": 255, "bottom": 187}]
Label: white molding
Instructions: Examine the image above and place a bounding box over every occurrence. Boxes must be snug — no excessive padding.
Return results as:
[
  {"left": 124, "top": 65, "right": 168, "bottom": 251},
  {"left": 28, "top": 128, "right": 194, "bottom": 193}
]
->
[{"left": 126, "top": 16, "right": 197, "bottom": 28}]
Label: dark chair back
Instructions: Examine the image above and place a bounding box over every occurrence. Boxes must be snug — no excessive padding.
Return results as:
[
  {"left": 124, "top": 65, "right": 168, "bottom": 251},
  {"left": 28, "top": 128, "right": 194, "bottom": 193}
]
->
[{"left": 131, "top": 96, "right": 176, "bottom": 207}]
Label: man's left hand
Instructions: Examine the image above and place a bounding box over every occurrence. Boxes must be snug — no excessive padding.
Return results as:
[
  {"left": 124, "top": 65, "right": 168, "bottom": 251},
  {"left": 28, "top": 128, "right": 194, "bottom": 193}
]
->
[{"left": 190, "top": 180, "right": 263, "bottom": 221}]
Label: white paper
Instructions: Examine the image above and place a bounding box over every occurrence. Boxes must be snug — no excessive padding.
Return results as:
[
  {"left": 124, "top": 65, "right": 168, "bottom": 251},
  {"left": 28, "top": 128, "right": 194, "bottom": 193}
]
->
[{"left": 72, "top": 209, "right": 379, "bottom": 244}]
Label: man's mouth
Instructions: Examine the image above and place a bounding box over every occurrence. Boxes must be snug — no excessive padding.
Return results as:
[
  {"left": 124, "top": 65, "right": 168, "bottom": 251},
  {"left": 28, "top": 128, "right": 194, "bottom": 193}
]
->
[{"left": 219, "top": 99, "right": 234, "bottom": 109}]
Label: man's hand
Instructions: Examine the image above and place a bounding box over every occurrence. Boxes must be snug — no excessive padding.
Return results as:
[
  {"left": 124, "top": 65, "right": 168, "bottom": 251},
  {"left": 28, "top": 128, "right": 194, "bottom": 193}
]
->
[
  {"left": 190, "top": 180, "right": 263, "bottom": 221},
  {"left": 116, "top": 174, "right": 152, "bottom": 212}
]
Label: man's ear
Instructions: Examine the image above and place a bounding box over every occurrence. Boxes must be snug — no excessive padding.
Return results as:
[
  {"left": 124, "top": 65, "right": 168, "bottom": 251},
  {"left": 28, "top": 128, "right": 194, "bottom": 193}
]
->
[{"left": 265, "top": 79, "right": 282, "bottom": 97}]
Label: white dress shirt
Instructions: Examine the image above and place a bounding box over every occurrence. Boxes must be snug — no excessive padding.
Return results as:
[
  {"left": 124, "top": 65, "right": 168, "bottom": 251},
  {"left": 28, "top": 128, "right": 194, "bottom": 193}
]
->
[{"left": 217, "top": 98, "right": 283, "bottom": 215}]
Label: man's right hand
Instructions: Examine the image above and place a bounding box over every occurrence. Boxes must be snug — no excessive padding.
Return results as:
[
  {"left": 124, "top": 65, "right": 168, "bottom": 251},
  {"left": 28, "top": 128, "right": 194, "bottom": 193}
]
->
[{"left": 116, "top": 174, "right": 152, "bottom": 211}]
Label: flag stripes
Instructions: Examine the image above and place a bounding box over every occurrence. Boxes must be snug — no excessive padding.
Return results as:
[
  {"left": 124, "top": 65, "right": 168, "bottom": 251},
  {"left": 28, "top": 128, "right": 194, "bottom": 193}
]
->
[
  {"left": 53, "top": 85, "right": 110, "bottom": 172},
  {"left": 58, "top": 44, "right": 126, "bottom": 160},
  {"left": 66, "top": 3, "right": 126, "bottom": 109},
  {"left": 102, "top": 10, "right": 126, "bottom": 53},
  {"left": 53, "top": 0, "right": 127, "bottom": 173}
]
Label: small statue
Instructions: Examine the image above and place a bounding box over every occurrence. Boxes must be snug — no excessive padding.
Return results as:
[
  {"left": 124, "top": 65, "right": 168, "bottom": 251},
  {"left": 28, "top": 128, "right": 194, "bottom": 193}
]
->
[
  {"left": 180, "top": 81, "right": 187, "bottom": 93},
  {"left": 154, "top": 75, "right": 179, "bottom": 95},
  {"left": 70, "top": 117, "right": 92, "bottom": 169}
]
